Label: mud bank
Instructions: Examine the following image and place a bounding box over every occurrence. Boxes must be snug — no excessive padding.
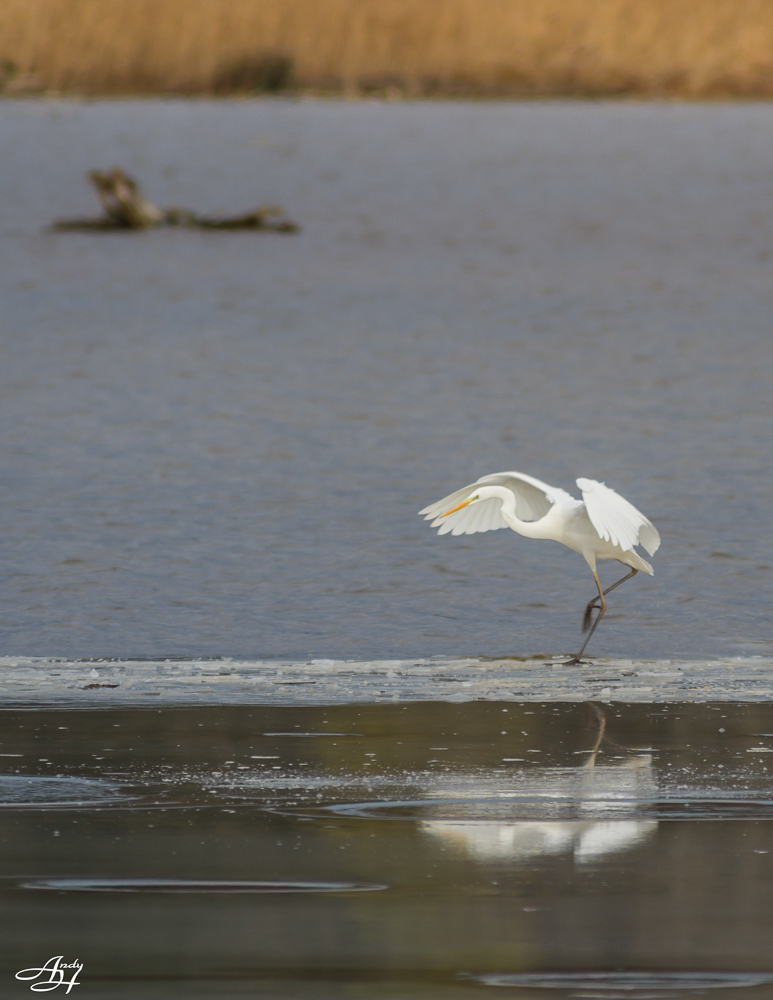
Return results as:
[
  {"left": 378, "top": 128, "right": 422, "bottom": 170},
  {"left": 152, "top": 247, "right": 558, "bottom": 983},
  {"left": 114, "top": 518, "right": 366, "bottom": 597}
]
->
[{"left": 1, "top": 656, "right": 772, "bottom": 707}]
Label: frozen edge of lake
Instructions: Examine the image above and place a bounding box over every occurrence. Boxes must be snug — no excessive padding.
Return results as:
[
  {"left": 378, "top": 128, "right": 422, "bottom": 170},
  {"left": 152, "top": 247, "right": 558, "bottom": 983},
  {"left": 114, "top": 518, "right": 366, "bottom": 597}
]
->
[{"left": 0, "top": 656, "right": 771, "bottom": 706}]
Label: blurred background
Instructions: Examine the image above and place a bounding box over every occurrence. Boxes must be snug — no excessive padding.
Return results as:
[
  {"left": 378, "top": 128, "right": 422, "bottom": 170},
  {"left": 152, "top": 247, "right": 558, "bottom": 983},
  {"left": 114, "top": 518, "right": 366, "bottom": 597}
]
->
[
  {"left": 4, "top": 0, "right": 773, "bottom": 99},
  {"left": 0, "top": 4, "right": 772, "bottom": 662}
]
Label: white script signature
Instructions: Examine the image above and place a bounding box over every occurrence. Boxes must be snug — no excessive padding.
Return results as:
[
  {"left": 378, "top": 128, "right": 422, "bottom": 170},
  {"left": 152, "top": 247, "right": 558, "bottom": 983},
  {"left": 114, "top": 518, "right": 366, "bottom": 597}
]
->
[{"left": 15, "top": 956, "right": 83, "bottom": 993}]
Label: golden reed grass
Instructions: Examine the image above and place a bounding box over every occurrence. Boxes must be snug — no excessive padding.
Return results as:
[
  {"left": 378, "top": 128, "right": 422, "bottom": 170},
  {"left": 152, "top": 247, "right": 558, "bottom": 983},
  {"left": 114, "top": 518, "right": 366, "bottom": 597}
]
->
[{"left": 4, "top": 0, "right": 773, "bottom": 97}]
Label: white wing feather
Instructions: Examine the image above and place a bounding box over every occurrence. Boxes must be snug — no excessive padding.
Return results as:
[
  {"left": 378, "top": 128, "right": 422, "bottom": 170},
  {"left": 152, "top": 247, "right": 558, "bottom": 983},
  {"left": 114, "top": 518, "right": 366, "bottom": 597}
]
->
[
  {"left": 419, "top": 471, "right": 574, "bottom": 537},
  {"left": 577, "top": 478, "right": 660, "bottom": 555}
]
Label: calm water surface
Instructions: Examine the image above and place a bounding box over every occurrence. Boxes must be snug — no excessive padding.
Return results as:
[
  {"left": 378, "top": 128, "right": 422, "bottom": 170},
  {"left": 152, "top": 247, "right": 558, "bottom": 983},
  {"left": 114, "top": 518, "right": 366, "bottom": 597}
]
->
[
  {"left": 2, "top": 701, "right": 773, "bottom": 998},
  {"left": 1, "top": 99, "right": 772, "bottom": 659}
]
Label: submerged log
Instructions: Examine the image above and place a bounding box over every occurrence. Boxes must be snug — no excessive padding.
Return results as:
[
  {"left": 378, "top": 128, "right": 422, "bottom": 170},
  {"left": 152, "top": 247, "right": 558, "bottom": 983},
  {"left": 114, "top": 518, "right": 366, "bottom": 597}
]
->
[
  {"left": 89, "top": 168, "right": 164, "bottom": 227},
  {"left": 53, "top": 168, "right": 299, "bottom": 233},
  {"left": 163, "top": 205, "right": 299, "bottom": 231}
]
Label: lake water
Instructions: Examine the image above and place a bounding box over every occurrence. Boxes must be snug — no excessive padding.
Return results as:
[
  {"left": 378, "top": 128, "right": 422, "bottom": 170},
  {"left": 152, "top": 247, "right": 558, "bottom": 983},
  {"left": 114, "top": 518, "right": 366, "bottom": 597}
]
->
[
  {"left": 1, "top": 98, "right": 772, "bottom": 662},
  {"left": 3, "top": 701, "right": 773, "bottom": 998}
]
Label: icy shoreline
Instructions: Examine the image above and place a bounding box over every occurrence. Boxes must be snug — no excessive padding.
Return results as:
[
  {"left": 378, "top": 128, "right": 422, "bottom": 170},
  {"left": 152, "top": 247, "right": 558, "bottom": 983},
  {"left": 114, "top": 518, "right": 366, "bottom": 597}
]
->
[{"left": 0, "top": 656, "right": 771, "bottom": 707}]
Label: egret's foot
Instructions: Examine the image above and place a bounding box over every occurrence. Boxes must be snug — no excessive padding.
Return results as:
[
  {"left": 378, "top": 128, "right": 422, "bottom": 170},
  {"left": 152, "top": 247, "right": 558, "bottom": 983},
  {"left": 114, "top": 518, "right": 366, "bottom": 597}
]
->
[
  {"left": 556, "top": 655, "right": 593, "bottom": 666},
  {"left": 582, "top": 600, "right": 601, "bottom": 631}
]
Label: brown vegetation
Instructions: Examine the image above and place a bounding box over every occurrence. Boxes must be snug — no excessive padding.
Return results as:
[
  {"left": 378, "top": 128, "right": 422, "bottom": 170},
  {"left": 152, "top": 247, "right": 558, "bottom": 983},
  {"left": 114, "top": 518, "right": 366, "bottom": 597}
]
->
[{"left": 3, "top": 0, "right": 773, "bottom": 98}]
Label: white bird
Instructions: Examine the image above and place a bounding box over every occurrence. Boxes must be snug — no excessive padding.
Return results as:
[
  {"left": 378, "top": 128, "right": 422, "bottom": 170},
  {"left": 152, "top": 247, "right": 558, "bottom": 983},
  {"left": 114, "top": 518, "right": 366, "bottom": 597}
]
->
[{"left": 419, "top": 471, "right": 660, "bottom": 663}]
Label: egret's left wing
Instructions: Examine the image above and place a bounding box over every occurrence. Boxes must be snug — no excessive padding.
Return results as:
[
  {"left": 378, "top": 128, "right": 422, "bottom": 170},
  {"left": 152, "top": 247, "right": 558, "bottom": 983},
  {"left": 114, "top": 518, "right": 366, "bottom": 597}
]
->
[
  {"left": 418, "top": 471, "right": 573, "bottom": 537},
  {"left": 418, "top": 482, "right": 510, "bottom": 536},
  {"left": 577, "top": 478, "right": 661, "bottom": 555}
]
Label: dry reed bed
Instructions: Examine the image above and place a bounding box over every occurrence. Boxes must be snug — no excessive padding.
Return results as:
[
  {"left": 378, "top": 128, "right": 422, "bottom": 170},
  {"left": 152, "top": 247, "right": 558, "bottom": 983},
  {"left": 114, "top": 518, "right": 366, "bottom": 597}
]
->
[{"left": 4, "top": 0, "right": 773, "bottom": 97}]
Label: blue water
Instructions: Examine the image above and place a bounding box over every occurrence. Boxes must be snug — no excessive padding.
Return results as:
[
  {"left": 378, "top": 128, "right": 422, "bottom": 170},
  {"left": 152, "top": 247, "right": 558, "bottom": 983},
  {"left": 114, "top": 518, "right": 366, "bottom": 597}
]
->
[{"left": 1, "top": 99, "right": 772, "bottom": 660}]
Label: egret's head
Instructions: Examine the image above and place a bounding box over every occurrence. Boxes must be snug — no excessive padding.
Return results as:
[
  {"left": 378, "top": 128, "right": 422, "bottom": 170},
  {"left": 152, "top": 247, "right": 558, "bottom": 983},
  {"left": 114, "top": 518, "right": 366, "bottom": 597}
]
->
[
  {"left": 441, "top": 493, "right": 480, "bottom": 517},
  {"left": 440, "top": 485, "right": 507, "bottom": 517}
]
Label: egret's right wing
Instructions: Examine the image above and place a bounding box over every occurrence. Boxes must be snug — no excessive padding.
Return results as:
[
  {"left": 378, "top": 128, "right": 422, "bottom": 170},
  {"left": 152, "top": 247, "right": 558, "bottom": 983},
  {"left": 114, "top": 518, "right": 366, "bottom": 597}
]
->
[
  {"left": 577, "top": 478, "right": 661, "bottom": 555},
  {"left": 419, "top": 471, "right": 573, "bottom": 537}
]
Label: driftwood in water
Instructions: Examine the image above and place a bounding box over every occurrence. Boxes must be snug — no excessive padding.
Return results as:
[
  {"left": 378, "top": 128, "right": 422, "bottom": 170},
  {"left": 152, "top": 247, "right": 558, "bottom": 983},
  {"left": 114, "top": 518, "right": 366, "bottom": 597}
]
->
[{"left": 53, "top": 168, "right": 299, "bottom": 233}]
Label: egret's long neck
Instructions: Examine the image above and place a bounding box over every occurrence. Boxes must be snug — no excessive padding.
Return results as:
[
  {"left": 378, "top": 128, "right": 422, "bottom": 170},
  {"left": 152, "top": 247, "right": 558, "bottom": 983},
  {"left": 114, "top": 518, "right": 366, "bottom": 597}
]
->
[{"left": 486, "top": 486, "right": 549, "bottom": 539}]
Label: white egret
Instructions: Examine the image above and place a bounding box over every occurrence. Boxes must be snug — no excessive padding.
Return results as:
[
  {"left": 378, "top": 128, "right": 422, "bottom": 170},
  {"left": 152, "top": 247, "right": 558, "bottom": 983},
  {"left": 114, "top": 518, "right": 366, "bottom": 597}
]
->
[{"left": 419, "top": 472, "right": 660, "bottom": 663}]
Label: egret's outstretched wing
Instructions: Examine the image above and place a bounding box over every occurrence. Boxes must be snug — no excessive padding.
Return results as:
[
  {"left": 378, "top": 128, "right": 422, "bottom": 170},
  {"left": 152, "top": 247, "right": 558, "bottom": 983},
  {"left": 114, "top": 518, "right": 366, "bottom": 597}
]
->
[
  {"left": 577, "top": 478, "right": 661, "bottom": 555},
  {"left": 419, "top": 471, "right": 573, "bottom": 537}
]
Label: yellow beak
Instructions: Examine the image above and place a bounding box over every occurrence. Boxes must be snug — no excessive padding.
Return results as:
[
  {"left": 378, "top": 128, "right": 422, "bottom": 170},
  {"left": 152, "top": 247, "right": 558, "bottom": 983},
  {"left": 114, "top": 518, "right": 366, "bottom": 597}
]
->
[{"left": 441, "top": 498, "right": 473, "bottom": 517}]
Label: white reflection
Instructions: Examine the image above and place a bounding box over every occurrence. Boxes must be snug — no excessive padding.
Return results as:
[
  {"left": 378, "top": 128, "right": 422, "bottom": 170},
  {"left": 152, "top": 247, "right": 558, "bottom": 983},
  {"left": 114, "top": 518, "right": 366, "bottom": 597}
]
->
[
  {"left": 422, "top": 817, "right": 657, "bottom": 863},
  {"left": 421, "top": 743, "right": 659, "bottom": 863}
]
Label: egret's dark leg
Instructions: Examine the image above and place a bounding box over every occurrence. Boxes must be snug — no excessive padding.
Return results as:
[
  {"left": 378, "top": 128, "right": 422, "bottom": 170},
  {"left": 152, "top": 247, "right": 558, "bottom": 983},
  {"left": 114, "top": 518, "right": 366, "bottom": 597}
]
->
[
  {"left": 562, "top": 569, "right": 606, "bottom": 665},
  {"left": 582, "top": 568, "right": 638, "bottom": 631},
  {"left": 586, "top": 703, "right": 607, "bottom": 764}
]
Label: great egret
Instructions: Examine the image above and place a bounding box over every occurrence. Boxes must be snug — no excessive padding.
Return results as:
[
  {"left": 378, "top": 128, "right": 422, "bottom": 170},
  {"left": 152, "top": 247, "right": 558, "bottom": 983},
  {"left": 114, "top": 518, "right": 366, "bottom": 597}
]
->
[{"left": 419, "top": 472, "right": 660, "bottom": 663}]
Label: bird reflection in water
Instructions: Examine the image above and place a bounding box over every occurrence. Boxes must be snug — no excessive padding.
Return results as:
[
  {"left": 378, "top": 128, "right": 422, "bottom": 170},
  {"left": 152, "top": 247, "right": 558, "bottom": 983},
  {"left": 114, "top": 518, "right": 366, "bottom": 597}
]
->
[{"left": 421, "top": 705, "right": 658, "bottom": 863}]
